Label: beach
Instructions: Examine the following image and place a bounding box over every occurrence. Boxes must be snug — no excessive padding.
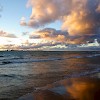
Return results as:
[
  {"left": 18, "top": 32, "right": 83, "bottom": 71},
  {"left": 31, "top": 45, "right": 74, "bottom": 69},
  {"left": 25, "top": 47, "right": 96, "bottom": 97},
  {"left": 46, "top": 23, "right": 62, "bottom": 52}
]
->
[
  {"left": 18, "top": 76, "right": 100, "bottom": 100},
  {"left": 1, "top": 0, "right": 100, "bottom": 99},
  {"left": 0, "top": 51, "right": 100, "bottom": 100}
]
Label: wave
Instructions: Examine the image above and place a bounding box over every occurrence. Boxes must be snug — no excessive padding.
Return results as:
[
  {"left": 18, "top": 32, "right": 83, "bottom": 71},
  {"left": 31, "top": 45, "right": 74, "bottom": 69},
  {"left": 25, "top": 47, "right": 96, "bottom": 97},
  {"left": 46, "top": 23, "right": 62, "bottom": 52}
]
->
[
  {"left": 1, "top": 53, "right": 100, "bottom": 65},
  {"left": 0, "top": 68, "right": 99, "bottom": 81},
  {"left": 0, "top": 56, "right": 4, "bottom": 57},
  {"left": 1, "top": 58, "right": 65, "bottom": 65},
  {"left": 0, "top": 74, "right": 25, "bottom": 80},
  {"left": 71, "top": 53, "right": 100, "bottom": 59},
  {"left": 86, "top": 54, "right": 100, "bottom": 58}
]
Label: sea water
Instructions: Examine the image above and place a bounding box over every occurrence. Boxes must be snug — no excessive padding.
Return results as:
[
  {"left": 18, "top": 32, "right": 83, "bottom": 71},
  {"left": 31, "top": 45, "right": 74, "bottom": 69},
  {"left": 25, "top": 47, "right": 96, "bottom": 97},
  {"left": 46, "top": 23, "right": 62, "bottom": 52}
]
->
[{"left": 0, "top": 51, "right": 100, "bottom": 99}]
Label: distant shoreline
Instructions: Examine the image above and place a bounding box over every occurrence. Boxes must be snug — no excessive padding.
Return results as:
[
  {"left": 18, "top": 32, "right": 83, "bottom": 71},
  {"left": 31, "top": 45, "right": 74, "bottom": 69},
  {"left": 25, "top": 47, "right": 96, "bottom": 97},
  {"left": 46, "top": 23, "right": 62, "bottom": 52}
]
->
[{"left": 0, "top": 50, "right": 100, "bottom": 52}]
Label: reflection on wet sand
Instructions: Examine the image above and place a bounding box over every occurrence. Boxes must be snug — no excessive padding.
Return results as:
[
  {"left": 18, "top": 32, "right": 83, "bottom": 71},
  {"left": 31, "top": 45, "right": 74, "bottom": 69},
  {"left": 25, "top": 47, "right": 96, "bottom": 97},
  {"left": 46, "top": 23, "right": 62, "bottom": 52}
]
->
[
  {"left": 18, "top": 78, "right": 100, "bottom": 100},
  {"left": 66, "top": 79, "right": 100, "bottom": 100}
]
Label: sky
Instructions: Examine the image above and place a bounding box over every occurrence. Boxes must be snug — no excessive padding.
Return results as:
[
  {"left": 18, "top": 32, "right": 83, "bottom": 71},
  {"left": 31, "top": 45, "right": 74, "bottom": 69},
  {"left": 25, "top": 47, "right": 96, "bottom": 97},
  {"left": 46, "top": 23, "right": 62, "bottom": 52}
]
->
[{"left": 0, "top": 0, "right": 100, "bottom": 50}]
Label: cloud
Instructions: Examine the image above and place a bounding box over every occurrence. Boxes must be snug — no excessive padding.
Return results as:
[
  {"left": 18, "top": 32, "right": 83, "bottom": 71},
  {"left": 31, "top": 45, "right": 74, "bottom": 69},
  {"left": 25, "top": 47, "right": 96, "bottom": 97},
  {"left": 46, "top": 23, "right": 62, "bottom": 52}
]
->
[
  {"left": 0, "top": 29, "right": 67, "bottom": 50},
  {"left": 96, "top": 3, "right": 100, "bottom": 13},
  {"left": 21, "top": 0, "right": 71, "bottom": 28},
  {"left": 0, "top": 30, "right": 17, "bottom": 38},
  {"left": 29, "top": 34, "right": 41, "bottom": 39},
  {"left": 62, "top": 0, "right": 100, "bottom": 36},
  {"left": 30, "top": 28, "right": 68, "bottom": 42},
  {"left": 0, "top": 44, "right": 15, "bottom": 50},
  {"left": 21, "top": 0, "right": 100, "bottom": 44},
  {"left": 29, "top": 28, "right": 100, "bottom": 44},
  {"left": 20, "top": 17, "right": 27, "bottom": 26},
  {"left": 14, "top": 41, "right": 62, "bottom": 50}
]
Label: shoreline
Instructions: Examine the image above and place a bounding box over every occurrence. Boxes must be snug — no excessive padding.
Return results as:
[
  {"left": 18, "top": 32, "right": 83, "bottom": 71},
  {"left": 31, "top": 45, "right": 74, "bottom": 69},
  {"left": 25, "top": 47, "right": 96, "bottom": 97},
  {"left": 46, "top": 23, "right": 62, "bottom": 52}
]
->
[{"left": 18, "top": 72, "right": 100, "bottom": 100}]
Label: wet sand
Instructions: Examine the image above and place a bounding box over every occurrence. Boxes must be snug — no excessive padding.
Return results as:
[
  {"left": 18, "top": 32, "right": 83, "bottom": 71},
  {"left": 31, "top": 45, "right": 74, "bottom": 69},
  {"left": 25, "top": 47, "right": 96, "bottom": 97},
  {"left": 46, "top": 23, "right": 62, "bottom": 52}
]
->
[
  {"left": 0, "top": 51, "right": 100, "bottom": 99},
  {"left": 18, "top": 73, "right": 100, "bottom": 100}
]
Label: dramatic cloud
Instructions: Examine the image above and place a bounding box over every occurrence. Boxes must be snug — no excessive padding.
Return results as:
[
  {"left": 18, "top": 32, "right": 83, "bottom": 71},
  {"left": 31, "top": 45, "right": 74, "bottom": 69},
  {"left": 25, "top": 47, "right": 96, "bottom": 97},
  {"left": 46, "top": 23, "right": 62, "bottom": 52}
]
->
[
  {"left": 29, "top": 28, "right": 100, "bottom": 44},
  {"left": 0, "top": 30, "right": 17, "bottom": 38},
  {"left": 21, "top": 0, "right": 71, "bottom": 28},
  {"left": 29, "top": 28, "right": 68, "bottom": 42},
  {"left": 20, "top": 0, "right": 100, "bottom": 44},
  {"left": 62, "top": 0, "right": 100, "bottom": 36},
  {"left": 67, "top": 34, "right": 100, "bottom": 44}
]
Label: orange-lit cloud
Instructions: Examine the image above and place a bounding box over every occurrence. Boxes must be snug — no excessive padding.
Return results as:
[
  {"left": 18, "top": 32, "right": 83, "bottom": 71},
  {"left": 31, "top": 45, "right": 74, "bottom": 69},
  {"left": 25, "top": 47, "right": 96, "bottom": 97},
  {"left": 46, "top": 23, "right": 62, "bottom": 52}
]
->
[
  {"left": 20, "top": 0, "right": 100, "bottom": 44},
  {"left": 29, "top": 28, "right": 100, "bottom": 44},
  {"left": 21, "top": 0, "right": 71, "bottom": 28},
  {"left": 29, "top": 28, "right": 68, "bottom": 43}
]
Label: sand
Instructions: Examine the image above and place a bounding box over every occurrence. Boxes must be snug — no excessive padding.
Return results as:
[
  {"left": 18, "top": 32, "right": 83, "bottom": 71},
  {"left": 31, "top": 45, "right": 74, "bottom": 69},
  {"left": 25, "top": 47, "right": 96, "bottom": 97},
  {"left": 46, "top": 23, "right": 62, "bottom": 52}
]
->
[{"left": 18, "top": 74, "right": 100, "bottom": 100}]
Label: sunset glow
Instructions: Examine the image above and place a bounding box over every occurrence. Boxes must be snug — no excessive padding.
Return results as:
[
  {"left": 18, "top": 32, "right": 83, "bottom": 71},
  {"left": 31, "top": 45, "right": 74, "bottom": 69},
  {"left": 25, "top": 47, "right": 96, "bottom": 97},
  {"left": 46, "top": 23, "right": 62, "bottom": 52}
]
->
[{"left": 0, "top": 0, "right": 100, "bottom": 50}]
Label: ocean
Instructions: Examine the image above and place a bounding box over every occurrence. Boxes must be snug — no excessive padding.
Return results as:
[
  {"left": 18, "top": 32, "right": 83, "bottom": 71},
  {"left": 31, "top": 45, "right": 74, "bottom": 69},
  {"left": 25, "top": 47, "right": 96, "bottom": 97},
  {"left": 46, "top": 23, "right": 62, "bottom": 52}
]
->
[{"left": 0, "top": 51, "right": 100, "bottom": 99}]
